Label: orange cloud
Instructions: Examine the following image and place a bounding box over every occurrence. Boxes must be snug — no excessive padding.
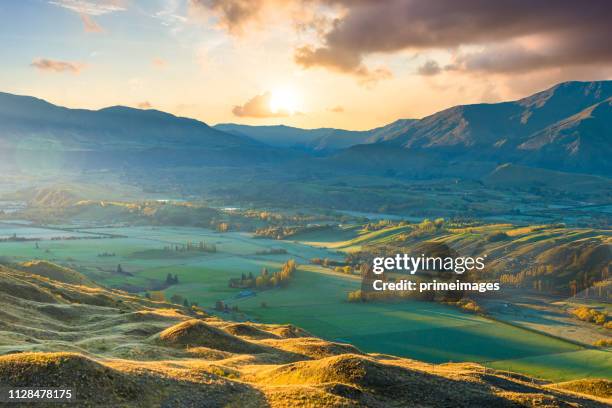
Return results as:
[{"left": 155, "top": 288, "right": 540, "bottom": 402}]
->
[
  {"left": 295, "top": 45, "right": 391, "bottom": 85},
  {"left": 138, "top": 101, "right": 153, "bottom": 109},
  {"left": 80, "top": 13, "right": 104, "bottom": 32},
  {"left": 152, "top": 58, "right": 167, "bottom": 68},
  {"left": 232, "top": 92, "right": 289, "bottom": 118},
  {"left": 294, "top": 0, "right": 612, "bottom": 77},
  {"left": 193, "top": 1, "right": 612, "bottom": 83},
  {"left": 30, "top": 58, "right": 84, "bottom": 74},
  {"left": 189, "top": 0, "right": 310, "bottom": 35},
  {"left": 328, "top": 105, "right": 344, "bottom": 113},
  {"left": 50, "top": 0, "right": 126, "bottom": 32},
  {"left": 50, "top": 0, "right": 125, "bottom": 15}
]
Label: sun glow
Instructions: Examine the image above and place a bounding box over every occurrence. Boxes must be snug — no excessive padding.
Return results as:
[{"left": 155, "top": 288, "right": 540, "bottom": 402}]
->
[{"left": 269, "top": 87, "right": 300, "bottom": 115}]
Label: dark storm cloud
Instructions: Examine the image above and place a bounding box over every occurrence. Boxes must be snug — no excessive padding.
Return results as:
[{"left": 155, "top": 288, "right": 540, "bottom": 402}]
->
[
  {"left": 298, "top": 0, "right": 612, "bottom": 75},
  {"left": 189, "top": 0, "right": 612, "bottom": 77}
]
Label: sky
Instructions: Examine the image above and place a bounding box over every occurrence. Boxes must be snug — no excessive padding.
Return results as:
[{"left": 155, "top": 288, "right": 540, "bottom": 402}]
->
[{"left": 1, "top": 0, "right": 611, "bottom": 130}]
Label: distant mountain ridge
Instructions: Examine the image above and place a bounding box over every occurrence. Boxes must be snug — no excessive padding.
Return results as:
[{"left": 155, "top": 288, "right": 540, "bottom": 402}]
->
[
  {"left": 339, "top": 81, "right": 612, "bottom": 176},
  {"left": 214, "top": 123, "right": 373, "bottom": 153},
  {"left": 214, "top": 119, "right": 418, "bottom": 153},
  {"left": 0, "top": 92, "right": 254, "bottom": 150},
  {"left": 0, "top": 80, "right": 610, "bottom": 176},
  {"left": 0, "top": 92, "right": 293, "bottom": 170}
]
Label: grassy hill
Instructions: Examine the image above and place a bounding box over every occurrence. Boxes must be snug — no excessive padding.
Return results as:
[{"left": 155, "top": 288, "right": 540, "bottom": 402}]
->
[
  {"left": 0, "top": 264, "right": 609, "bottom": 406},
  {"left": 15, "top": 260, "right": 98, "bottom": 286},
  {"left": 311, "top": 221, "right": 611, "bottom": 296}
]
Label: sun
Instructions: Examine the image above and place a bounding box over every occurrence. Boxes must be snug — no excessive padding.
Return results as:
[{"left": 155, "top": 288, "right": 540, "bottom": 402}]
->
[{"left": 269, "top": 87, "right": 300, "bottom": 115}]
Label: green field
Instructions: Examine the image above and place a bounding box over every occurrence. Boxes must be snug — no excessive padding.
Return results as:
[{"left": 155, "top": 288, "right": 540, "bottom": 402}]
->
[{"left": 0, "top": 222, "right": 610, "bottom": 382}]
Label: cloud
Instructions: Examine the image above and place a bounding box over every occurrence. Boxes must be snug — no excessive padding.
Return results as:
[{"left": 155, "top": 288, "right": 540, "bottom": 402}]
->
[
  {"left": 189, "top": 0, "right": 280, "bottom": 34},
  {"left": 328, "top": 105, "right": 344, "bottom": 113},
  {"left": 417, "top": 60, "right": 441, "bottom": 76},
  {"left": 138, "top": 101, "right": 153, "bottom": 109},
  {"left": 290, "top": 0, "right": 612, "bottom": 77},
  {"left": 152, "top": 58, "right": 167, "bottom": 68},
  {"left": 196, "top": 1, "right": 612, "bottom": 81},
  {"left": 80, "top": 13, "right": 104, "bottom": 32},
  {"left": 30, "top": 58, "right": 84, "bottom": 74},
  {"left": 232, "top": 92, "right": 290, "bottom": 118},
  {"left": 49, "top": 0, "right": 125, "bottom": 15},
  {"left": 182, "top": 0, "right": 612, "bottom": 86},
  {"left": 450, "top": 36, "right": 612, "bottom": 75},
  {"left": 294, "top": 45, "right": 391, "bottom": 84},
  {"left": 50, "top": 0, "right": 125, "bottom": 32}
]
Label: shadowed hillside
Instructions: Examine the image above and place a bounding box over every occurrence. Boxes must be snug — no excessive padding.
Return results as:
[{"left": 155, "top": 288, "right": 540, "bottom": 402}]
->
[
  {"left": 0, "top": 264, "right": 609, "bottom": 407},
  {"left": 332, "top": 81, "right": 612, "bottom": 176}
]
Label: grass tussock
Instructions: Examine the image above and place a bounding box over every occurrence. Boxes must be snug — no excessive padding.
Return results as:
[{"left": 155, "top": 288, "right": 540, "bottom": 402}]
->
[
  {"left": 551, "top": 379, "right": 612, "bottom": 399},
  {"left": 157, "top": 319, "right": 262, "bottom": 353}
]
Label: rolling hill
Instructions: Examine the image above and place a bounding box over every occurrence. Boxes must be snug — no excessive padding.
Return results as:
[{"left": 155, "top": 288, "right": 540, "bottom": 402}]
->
[
  {"left": 2, "top": 80, "right": 610, "bottom": 177},
  {"left": 214, "top": 119, "right": 419, "bottom": 153},
  {"left": 214, "top": 123, "right": 374, "bottom": 153},
  {"left": 1, "top": 80, "right": 610, "bottom": 206},
  {"left": 0, "top": 263, "right": 609, "bottom": 406},
  {"left": 0, "top": 92, "right": 253, "bottom": 150},
  {"left": 0, "top": 92, "right": 298, "bottom": 171}
]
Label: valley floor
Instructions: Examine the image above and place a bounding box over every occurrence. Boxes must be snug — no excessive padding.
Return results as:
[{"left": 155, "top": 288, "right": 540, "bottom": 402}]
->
[{"left": 0, "top": 222, "right": 610, "bottom": 383}]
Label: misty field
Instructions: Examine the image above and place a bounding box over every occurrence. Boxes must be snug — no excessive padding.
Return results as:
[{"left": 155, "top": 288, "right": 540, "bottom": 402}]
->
[{"left": 0, "top": 222, "right": 610, "bottom": 382}]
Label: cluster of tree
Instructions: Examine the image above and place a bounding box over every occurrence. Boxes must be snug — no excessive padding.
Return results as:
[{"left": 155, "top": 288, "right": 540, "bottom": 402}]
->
[
  {"left": 229, "top": 260, "right": 297, "bottom": 289},
  {"left": 254, "top": 224, "right": 331, "bottom": 240},
  {"left": 162, "top": 241, "right": 217, "bottom": 253},
  {"left": 254, "top": 226, "right": 301, "bottom": 240},
  {"left": 500, "top": 263, "right": 610, "bottom": 299},
  {"left": 165, "top": 273, "right": 179, "bottom": 285},
  {"left": 0, "top": 234, "right": 38, "bottom": 243},
  {"left": 499, "top": 265, "right": 554, "bottom": 288},
  {"left": 334, "top": 265, "right": 354, "bottom": 274},
  {"left": 217, "top": 222, "right": 230, "bottom": 232},
  {"left": 395, "top": 218, "right": 446, "bottom": 241},
  {"left": 50, "top": 235, "right": 106, "bottom": 241},
  {"left": 310, "top": 257, "right": 345, "bottom": 267},
  {"left": 97, "top": 252, "right": 116, "bottom": 257},
  {"left": 115, "top": 264, "right": 132, "bottom": 276},
  {"left": 570, "top": 306, "right": 610, "bottom": 328},
  {"left": 144, "top": 291, "right": 203, "bottom": 313},
  {"left": 594, "top": 339, "right": 612, "bottom": 347},
  {"left": 347, "top": 289, "right": 416, "bottom": 303},
  {"left": 214, "top": 300, "right": 239, "bottom": 313},
  {"left": 348, "top": 263, "right": 470, "bottom": 304},
  {"left": 362, "top": 219, "right": 409, "bottom": 232},
  {"left": 239, "top": 209, "right": 340, "bottom": 224},
  {"left": 144, "top": 291, "right": 165, "bottom": 302},
  {"left": 169, "top": 293, "right": 197, "bottom": 308},
  {"left": 255, "top": 248, "right": 287, "bottom": 255},
  {"left": 452, "top": 298, "right": 483, "bottom": 314}
]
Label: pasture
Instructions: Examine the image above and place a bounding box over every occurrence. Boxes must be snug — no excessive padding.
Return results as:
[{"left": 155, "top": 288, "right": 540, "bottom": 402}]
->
[{"left": 0, "top": 222, "right": 609, "bottom": 382}]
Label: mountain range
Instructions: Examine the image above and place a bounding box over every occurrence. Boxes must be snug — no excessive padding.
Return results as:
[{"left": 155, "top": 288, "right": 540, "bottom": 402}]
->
[
  {"left": 218, "top": 81, "right": 611, "bottom": 176},
  {"left": 0, "top": 80, "right": 610, "bottom": 177}
]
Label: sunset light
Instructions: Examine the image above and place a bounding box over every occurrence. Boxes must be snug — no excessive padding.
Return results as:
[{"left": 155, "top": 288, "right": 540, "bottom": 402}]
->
[
  {"left": 269, "top": 87, "right": 300, "bottom": 115},
  {"left": 0, "top": 2, "right": 610, "bottom": 406}
]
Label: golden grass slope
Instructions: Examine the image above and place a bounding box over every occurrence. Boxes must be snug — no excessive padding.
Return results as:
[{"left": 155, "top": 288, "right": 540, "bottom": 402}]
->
[
  {"left": 0, "top": 264, "right": 609, "bottom": 407},
  {"left": 17, "top": 260, "right": 98, "bottom": 286}
]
